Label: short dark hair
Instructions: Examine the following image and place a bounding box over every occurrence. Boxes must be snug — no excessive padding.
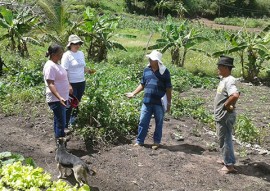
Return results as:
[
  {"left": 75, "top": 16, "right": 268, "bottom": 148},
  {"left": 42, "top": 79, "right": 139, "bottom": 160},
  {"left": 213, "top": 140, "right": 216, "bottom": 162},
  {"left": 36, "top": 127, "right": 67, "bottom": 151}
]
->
[{"left": 45, "top": 44, "right": 63, "bottom": 57}]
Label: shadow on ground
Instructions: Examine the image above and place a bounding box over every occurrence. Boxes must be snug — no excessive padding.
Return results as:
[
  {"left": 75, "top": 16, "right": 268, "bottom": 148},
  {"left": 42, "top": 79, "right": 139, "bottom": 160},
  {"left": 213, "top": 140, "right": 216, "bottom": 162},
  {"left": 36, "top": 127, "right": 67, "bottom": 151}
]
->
[{"left": 237, "top": 161, "right": 270, "bottom": 182}]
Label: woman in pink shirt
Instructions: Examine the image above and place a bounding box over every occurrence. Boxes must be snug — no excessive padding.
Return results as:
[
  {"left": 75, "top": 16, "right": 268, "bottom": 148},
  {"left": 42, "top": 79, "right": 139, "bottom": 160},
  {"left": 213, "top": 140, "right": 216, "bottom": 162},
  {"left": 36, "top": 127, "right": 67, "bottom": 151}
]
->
[{"left": 43, "top": 44, "right": 72, "bottom": 139}]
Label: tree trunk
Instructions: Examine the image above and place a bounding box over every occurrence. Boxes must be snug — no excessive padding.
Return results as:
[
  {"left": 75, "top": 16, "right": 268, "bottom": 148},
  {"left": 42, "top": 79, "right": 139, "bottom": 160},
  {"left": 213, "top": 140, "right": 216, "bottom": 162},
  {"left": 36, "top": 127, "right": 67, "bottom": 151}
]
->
[
  {"left": 240, "top": 51, "right": 245, "bottom": 79},
  {"left": 0, "top": 56, "right": 3, "bottom": 76},
  {"left": 181, "top": 49, "right": 187, "bottom": 67}
]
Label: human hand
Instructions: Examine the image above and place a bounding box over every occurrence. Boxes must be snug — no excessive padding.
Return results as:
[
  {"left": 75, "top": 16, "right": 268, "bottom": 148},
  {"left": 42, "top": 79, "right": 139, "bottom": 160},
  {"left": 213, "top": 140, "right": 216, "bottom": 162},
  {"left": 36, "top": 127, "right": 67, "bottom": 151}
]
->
[
  {"left": 125, "top": 92, "right": 135, "bottom": 98},
  {"left": 59, "top": 97, "right": 66, "bottom": 107},
  {"left": 69, "top": 86, "right": 73, "bottom": 95},
  {"left": 224, "top": 104, "right": 234, "bottom": 112},
  {"left": 166, "top": 104, "right": 171, "bottom": 113},
  {"left": 89, "top": 69, "right": 96, "bottom": 74}
]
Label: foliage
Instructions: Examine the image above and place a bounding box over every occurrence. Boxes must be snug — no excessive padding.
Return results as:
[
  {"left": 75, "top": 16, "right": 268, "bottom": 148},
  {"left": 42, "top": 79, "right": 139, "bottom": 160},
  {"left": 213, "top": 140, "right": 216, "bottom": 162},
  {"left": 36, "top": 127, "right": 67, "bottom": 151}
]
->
[
  {"left": 214, "top": 17, "right": 270, "bottom": 28},
  {"left": 36, "top": 0, "right": 82, "bottom": 46},
  {"left": 213, "top": 25, "right": 270, "bottom": 82},
  {"left": 154, "top": 0, "right": 170, "bottom": 19},
  {"left": 118, "top": 14, "right": 167, "bottom": 32},
  {"left": 0, "top": 152, "right": 25, "bottom": 167},
  {"left": 125, "top": 0, "right": 270, "bottom": 18},
  {"left": 80, "top": 8, "right": 128, "bottom": 62},
  {"left": 76, "top": 63, "right": 142, "bottom": 145},
  {"left": 0, "top": 161, "right": 90, "bottom": 190},
  {"left": 170, "top": 95, "right": 214, "bottom": 126},
  {"left": 148, "top": 16, "right": 208, "bottom": 67},
  {"left": 235, "top": 115, "right": 260, "bottom": 143},
  {"left": 169, "top": 64, "right": 218, "bottom": 92},
  {"left": 0, "top": 6, "right": 40, "bottom": 57}
]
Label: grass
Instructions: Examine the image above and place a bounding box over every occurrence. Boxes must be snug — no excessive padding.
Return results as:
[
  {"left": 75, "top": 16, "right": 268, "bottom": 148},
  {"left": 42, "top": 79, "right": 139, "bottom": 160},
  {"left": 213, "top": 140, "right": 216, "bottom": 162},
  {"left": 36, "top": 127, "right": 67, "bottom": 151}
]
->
[
  {"left": 114, "top": 28, "right": 161, "bottom": 48},
  {"left": 100, "top": 0, "right": 126, "bottom": 13},
  {"left": 214, "top": 17, "right": 270, "bottom": 28}
]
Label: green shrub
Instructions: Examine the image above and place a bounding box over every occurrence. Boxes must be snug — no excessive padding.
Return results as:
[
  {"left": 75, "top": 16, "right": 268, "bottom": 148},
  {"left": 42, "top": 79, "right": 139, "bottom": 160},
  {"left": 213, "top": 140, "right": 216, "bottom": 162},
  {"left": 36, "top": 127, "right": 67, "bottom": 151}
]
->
[
  {"left": 77, "top": 63, "right": 142, "bottom": 145},
  {"left": 235, "top": 115, "right": 259, "bottom": 143},
  {"left": 171, "top": 94, "right": 214, "bottom": 126}
]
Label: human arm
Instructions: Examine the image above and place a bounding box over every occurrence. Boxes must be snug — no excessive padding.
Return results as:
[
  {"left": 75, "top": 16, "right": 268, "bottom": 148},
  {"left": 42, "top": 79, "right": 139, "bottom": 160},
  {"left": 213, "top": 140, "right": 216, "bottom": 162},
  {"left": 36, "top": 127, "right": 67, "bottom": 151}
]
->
[
  {"left": 224, "top": 77, "right": 240, "bottom": 111},
  {"left": 224, "top": 92, "right": 240, "bottom": 111},
  {"left": 84, "top": 67, "right": 96, "bottom": 74},
  {"left": 69, "top": 84, "right": 73, "bottom": 95},
  {"left": 165, "top": 88, "right": 172, "bottom": 112},
  {"left": 46, "top": 79, "right": 66, "bottom": 106},
  {"left": 126, "top": 84, "right": 144, "bottom": 98}
]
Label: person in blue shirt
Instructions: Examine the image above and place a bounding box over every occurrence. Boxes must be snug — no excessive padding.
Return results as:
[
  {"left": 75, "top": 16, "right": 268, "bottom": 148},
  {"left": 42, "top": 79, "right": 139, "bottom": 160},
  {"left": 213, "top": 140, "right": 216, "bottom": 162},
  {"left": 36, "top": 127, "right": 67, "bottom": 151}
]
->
[{"left": 126, "top": 50, "right": 172, "bottom": 150}]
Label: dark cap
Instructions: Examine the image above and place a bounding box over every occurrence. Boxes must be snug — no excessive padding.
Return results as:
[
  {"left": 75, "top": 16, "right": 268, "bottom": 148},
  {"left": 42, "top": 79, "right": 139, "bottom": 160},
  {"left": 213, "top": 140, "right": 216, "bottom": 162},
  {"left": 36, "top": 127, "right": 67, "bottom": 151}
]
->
[{"left": 217, "top": 56, "right": 234, "bottom": 68}]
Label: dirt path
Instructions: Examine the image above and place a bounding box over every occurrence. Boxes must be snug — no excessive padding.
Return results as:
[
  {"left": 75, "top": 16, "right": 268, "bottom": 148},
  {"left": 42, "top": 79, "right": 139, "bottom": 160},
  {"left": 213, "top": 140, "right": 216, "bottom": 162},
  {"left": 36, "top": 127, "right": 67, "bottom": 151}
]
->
[{"left": 1, "top": 83, "right": 270, "bottom": 191}]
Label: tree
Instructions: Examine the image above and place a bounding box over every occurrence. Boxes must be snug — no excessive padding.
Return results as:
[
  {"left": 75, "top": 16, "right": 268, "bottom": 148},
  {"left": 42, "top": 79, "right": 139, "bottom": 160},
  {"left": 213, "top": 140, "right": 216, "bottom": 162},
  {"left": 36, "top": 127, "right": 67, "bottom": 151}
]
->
[
  {"left": 174, "top": 1, "right": 187, "bottom": 19},
  {"left": 213, "top": 25, "right": 270, "bottom": 82},
  {"left": 0, "top": 6, "right": 40, "bottom": 57},
  {"left": 80, "top": 8, "right": 127, "bottom": 62},
  {"left": 36, "top": 0, "right": 82, "bottom": 46},
  {"left": 148, "top": 16, "right": 208, "bottom": 67},
  {"left": 154, "top": 0, "right": 170, "bottom": 19}
]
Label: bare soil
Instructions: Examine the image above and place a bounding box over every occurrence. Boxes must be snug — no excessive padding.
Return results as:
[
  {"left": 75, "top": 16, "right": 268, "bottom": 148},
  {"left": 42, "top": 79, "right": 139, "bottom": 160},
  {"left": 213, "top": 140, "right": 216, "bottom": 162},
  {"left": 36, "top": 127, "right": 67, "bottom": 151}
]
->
[
  {"left": 0, "top": 19, "right": 269, "bottom": 191},
  {"left": 1, "top": 80, "right": 270, "bottom": 191}
]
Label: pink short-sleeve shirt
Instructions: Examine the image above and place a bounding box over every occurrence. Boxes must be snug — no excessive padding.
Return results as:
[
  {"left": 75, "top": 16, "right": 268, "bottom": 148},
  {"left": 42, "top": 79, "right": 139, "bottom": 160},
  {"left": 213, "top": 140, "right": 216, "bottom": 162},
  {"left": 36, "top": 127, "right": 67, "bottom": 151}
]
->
[{"left": 43, "top": 60, "right": 69, "bottom": 103}]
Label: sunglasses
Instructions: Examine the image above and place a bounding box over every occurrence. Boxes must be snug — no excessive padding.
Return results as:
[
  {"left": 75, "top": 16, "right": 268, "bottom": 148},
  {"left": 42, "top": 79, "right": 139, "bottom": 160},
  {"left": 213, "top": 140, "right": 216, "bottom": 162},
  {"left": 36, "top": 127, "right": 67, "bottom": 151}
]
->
[{"left": 71, "top": 42, "right": 82, "bottom": 46}]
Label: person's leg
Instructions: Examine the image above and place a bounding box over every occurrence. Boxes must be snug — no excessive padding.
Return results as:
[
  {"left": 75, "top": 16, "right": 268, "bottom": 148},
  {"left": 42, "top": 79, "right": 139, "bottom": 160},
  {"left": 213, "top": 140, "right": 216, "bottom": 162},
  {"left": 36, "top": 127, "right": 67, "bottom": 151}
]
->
[
  {"left": 222, "top": 114, "right": 236, "bottom": 166},
  {"left": 69, "top": 81, "right": 85, "bottom": 124},
  {"left": 48, "top": 102, "right": 66, "bottom": 138},
  {"left": 153, "top": 104, "right": 165, "bottom": 144},
  {"left": 136, "top": 104, "right": 153, "bottom": 144},
  {"left": 65, "top": 106, "right": 72, "bottom": 129},
  {"left": 74, "top": 81, "right": 85, "bottom": 102}
]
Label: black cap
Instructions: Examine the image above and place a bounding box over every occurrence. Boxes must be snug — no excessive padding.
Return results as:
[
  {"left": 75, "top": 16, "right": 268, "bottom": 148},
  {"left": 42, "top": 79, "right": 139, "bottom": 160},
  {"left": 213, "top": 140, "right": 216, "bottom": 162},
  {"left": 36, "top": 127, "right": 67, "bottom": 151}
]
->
[{"left": 217, "top": 56, "right": 234, "bottom": 68}]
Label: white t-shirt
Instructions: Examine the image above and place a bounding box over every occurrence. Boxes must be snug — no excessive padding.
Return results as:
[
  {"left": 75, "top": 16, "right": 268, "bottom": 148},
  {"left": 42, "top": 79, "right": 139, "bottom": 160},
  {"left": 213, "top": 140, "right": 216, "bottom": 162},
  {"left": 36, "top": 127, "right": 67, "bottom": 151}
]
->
[
  {"left": 61, "top": 50, "right": 86, "bottom": 83},
  {"left": 43, "top": 60, "right": 69, "bottom": 103}
]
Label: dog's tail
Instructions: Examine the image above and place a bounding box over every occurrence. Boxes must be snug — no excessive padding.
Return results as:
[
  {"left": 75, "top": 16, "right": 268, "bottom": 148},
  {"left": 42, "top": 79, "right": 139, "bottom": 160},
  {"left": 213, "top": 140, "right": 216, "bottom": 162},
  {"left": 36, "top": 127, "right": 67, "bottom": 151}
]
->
[
  {"left": 89, "top": 169, "right": 96, "bottom": 176},
  {"left": 82, "top": 162, "right": 96, "bottom": 176}
]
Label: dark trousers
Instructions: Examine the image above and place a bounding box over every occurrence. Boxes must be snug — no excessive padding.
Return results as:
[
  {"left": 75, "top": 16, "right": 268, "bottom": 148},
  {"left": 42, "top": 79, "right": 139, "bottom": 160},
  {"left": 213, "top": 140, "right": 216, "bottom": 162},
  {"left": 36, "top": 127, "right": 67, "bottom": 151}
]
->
[
  {"left": 48, "top": 101, "right": 66, "bottom": 138},
  {"left": 66, "top": 81, "right": 85, "bottom": 128}
]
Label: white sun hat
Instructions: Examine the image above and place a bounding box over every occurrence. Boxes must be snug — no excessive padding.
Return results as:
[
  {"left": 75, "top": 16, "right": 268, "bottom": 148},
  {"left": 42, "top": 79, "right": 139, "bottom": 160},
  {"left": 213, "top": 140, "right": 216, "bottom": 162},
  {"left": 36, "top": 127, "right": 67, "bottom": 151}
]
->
[
  {"left": 146, "top": 50, "right": 163, "bottom": 64},
  {"left": 66, "top": 34, "right": 83, "bottom": 47},
  {"left": 146, "top": 50, "right": 166, "bottom": 75}
]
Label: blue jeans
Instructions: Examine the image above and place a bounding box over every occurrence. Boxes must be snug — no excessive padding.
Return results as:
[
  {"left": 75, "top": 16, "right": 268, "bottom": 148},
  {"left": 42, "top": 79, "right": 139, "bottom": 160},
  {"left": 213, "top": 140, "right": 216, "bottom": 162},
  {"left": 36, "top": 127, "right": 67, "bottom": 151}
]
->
[
  {"left": 48, "top": 101, "right": 66, "bottom": 138},
  {"left": 216, "top": 113, "right": 236, "bottom": 166},
  {"left": 66, "top": 81, "right": 85, "bottom": 128},
  {"left": 136, "top": 103, "right": 165, "bottom": 144}
]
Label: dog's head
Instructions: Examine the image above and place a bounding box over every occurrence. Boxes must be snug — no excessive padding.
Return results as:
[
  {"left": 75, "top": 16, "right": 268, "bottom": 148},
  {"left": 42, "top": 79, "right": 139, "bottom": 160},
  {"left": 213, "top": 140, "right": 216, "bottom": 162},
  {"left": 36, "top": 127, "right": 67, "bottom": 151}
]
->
[{"left": 56, "top": 137, "right": 70, "bottom": 148}]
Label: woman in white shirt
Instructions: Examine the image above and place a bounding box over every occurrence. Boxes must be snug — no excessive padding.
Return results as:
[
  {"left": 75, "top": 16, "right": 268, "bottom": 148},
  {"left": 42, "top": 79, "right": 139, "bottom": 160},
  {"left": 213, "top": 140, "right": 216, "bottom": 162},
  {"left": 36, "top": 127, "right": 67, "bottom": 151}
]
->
[{"left": 61, "top": 35, "right": 95, "bottom": 130}]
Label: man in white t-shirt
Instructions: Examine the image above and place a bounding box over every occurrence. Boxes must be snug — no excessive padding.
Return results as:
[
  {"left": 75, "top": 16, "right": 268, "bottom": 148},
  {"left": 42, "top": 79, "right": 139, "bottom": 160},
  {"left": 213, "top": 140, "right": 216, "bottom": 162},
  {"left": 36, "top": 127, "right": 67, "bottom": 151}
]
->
[{"left": 214, "top": 56, "right": 240, "bottom": 174}]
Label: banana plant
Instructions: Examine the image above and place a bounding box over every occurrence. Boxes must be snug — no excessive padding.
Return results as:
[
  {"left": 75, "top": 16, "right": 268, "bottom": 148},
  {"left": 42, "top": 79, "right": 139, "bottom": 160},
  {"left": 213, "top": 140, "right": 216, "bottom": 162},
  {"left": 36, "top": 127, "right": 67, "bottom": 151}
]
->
[
  {"left": 154, "top": 0, "right": 170, "bottom": 19},
  {"left": 213, "top": 25, "right": 270, "bottom": 82},
  {"left": 80, "top": 7, "right": 128, "bottom": 62},
  {"left": 148, "top": 16, "right": 208, "bottom": 67},
  {"left": 36, "top": 0, "right": 82, "bottom": 46},
  {"left": 0, "top": 7, "right": 40, "bottom": 57}
]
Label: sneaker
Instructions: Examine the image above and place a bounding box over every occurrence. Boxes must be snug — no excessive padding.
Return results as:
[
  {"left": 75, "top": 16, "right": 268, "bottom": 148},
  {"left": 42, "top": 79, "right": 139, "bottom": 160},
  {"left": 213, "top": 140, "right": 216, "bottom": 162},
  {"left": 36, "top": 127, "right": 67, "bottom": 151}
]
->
[
  {"left": 134, "top": 142, "right": 143, "bottom": 147},
  {"left": 152, "top": 143, "right": 160, "bottom": 150}
]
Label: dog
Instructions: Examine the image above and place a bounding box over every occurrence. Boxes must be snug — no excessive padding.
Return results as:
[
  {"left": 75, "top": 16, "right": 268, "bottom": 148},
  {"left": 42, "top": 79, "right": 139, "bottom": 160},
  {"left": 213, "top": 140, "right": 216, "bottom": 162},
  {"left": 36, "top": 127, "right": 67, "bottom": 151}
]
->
[{"left": 55, "top": 137, "right": 94, "bottom": 186}]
